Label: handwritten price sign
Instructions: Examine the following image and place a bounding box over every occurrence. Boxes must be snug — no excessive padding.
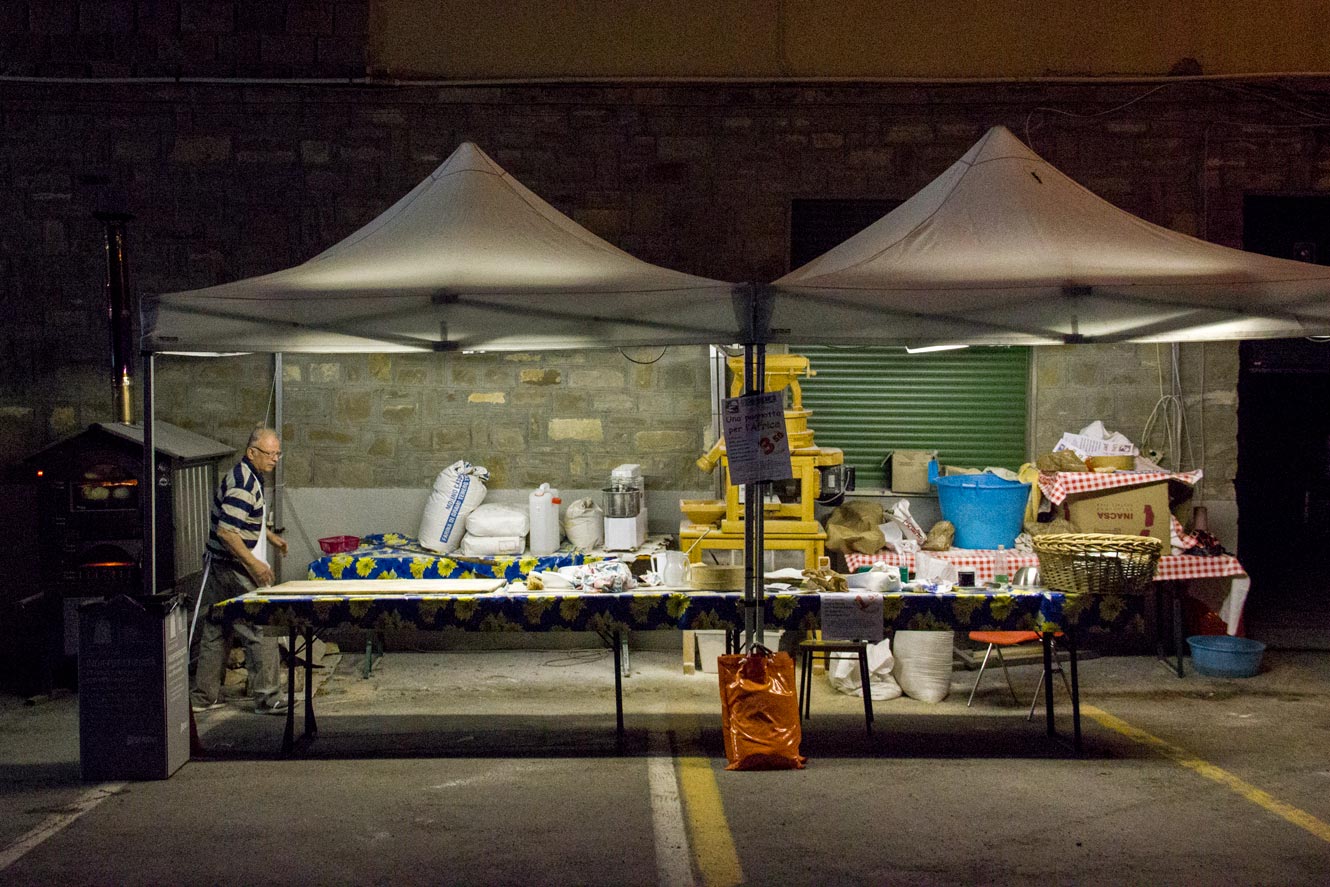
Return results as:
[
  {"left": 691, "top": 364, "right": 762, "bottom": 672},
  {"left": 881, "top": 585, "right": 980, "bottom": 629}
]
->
[{"left": 721, "top": 392, "right": 794, "bottom": 486}]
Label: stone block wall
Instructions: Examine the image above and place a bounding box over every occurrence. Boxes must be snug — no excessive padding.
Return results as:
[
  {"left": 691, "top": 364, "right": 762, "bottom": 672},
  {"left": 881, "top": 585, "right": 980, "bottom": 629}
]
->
[
  {"left": 152, "top": 346, "right": 715, "bottom": 491},
  {"left": 1032, "top": 342, "right": 1241, "bottom": 502},
  {"left": 6, "top": 76, "right": 1330, "bottom": 569}
]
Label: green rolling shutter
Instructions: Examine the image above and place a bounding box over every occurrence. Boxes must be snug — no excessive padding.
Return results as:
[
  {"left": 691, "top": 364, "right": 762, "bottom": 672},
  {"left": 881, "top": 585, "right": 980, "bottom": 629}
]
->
[{"left": 798, "top": 346, "right": 1031, "bottom": 486}]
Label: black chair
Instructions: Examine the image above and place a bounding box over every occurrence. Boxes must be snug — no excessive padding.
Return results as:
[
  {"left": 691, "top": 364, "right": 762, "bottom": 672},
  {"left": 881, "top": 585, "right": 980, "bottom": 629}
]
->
[{"left": 797, "top": 637, "right": 874, "bottom": 736}]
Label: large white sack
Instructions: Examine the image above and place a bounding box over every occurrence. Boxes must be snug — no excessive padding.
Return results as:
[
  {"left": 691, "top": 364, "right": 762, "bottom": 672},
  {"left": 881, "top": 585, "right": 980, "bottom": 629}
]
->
[
  {"left": 829, "top": 638, "right": 903, "bottom": 701},
  {"left": 563, "top": 498, "right": 604, "bottom": 549},
  {"left": 891, "top": 630, "right": 955, "bottom": 703},
  {"left": 418, "top": 461, "right": 489, "bottom": 553},
  {"left": 465, "top": 503, "right": 529, "bottom": 538},
  {"left": 459, "top": 534, "right": 525, "bottom": 557}
]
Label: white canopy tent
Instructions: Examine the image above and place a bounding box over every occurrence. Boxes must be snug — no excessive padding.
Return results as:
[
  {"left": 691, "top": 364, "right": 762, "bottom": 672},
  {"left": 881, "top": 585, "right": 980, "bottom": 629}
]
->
[
  {"left": 138, "top": 143, "right": 781, "bottom": 641},
  {"left": 765, "top": 126, "right": 1330, "bottom": 346},
  {"left": 143, "top": 142, "right": 746, "bottom": 354}
]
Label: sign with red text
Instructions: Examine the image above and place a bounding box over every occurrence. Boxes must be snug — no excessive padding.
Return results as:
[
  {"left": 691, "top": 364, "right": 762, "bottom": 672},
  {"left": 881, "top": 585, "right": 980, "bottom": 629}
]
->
[{"left": 721, "top": 392, "right": 793, "bottom": 486}]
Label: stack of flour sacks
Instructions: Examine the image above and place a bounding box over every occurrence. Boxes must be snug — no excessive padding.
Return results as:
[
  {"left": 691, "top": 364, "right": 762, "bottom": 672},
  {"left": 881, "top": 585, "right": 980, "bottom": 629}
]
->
[{"left": 418, "top": 460, "right": 528, "bottom": 556}]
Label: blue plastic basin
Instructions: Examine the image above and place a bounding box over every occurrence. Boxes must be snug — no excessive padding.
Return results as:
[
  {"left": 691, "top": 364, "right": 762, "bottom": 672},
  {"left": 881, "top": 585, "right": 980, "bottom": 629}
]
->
[
  {"left": 933, "top": 473, "right": 1030, "bottom": 550},
  {"left": 1186, "top": 635, "right": 1266, "bottom": 678}
]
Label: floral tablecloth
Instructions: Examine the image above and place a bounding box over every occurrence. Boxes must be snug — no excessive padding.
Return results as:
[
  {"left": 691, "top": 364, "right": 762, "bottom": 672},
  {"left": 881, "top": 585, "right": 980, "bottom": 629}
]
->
[
  {"left": 212, "top": 588, "right": 1132, "bottom": 637},
  {"left": 306, "top": 533, "right": 594, "bottom": 582}
]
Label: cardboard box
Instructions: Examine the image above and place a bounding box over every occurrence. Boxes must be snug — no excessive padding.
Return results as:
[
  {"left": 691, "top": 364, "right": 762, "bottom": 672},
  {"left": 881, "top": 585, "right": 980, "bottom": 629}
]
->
[
  {"left": 1062, "top": 480, "right": 1170, "bottom": 543},
  {"left": 883, "top": 450, "right": 937, "bottom": 494}
]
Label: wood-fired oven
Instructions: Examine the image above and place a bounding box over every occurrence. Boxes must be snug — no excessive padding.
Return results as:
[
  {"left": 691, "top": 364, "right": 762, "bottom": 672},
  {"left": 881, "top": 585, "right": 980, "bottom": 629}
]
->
[{"left": 27, "top": 421, "right": 233, "bottom": 654}]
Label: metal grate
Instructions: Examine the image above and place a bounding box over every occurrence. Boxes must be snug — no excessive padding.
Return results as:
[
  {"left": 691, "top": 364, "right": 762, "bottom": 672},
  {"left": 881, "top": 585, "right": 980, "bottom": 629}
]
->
[{"left": 172, "top": 463, "right": 216, "bottom": 580}]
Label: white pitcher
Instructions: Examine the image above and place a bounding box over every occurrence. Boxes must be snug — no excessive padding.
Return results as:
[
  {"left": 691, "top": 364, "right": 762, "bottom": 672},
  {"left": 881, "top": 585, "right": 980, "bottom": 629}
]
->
[{"left": 651, "top": 550, "right": 689, "bottom": 586}]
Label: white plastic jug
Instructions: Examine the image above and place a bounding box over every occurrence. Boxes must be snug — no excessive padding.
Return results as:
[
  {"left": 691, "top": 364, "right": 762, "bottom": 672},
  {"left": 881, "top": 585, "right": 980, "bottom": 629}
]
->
[{"left": 528, "top": 484, "right": 562, "bottom": 556}]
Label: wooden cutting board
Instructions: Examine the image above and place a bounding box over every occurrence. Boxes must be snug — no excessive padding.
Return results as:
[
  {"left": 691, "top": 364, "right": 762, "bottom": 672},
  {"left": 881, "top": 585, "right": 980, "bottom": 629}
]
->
[{"left": 261, "top": 579, "right": 505, "bottom": 595}]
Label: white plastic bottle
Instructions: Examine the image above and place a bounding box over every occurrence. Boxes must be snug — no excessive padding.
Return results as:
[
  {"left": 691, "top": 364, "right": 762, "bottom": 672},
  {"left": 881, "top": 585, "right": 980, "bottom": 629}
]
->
[
  {"left": 994, "top": 544, "right": 1010, "bottom": 586},
  {"left": 528, "top": 484, "right": 561, "bottom": 556}
]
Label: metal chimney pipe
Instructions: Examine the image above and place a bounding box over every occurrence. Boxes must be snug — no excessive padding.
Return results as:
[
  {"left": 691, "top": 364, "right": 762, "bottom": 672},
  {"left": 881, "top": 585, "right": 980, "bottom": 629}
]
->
[{"left": 96, "top": 211, "right": 136, "bottom": 425}]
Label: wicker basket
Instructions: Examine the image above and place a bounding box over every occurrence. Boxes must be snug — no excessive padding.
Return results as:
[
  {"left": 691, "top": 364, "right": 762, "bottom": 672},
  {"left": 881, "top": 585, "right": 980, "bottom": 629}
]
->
[{"left": 1032, "top": 533, "right": 1163, "bottom": 595}]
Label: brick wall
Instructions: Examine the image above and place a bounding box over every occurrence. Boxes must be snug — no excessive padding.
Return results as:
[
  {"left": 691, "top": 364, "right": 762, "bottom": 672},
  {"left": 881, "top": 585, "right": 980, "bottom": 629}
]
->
[{"left": 2, "top": 1, "right": 369, "bottom": 79}]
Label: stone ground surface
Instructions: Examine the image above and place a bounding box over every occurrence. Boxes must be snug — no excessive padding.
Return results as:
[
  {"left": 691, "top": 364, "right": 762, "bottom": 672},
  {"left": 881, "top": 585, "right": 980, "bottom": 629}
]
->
[{"left": 2, "top": 644, "right": 1329, "bottom": 885}]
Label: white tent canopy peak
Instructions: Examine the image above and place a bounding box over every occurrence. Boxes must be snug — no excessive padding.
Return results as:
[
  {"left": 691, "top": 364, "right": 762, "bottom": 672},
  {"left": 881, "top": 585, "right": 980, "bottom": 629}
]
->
[
  {"left": 767, "top": 125, "right": 1330, "bottom": 346},
  {"left": 143, "top": 141, "right": 743, "bottom": 354}
]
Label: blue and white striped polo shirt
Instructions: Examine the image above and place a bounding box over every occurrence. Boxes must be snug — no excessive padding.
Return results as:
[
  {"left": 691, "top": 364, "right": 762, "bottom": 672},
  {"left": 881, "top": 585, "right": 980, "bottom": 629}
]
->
[{"left": 206, "top": 457, "right": 265, "bottom": 562}]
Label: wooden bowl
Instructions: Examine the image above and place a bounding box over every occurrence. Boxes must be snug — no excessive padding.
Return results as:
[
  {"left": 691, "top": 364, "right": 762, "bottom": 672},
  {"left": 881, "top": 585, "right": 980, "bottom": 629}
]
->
[{"left": 680, "top": 498, "right": 726, "bottom": 525}]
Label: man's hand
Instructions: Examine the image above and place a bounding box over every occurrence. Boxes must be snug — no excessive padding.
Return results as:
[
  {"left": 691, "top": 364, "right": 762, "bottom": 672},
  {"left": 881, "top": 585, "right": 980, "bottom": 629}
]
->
[
  {"left": 246, "top": 557, "right": 276, "bottom": 588},
  {"left": 269, "top": 530, "right": 288, "bottom": 557}
]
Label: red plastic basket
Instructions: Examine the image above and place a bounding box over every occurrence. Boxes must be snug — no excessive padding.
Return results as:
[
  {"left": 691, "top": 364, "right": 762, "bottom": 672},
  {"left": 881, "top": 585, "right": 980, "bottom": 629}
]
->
[{"left": 318, "top": 535, "right": 360, "bottom": 555}]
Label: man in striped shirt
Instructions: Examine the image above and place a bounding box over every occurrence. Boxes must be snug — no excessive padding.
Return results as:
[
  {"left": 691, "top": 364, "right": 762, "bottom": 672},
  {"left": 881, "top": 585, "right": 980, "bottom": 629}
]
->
[{"left": 190, "top": 427, "right": 289, "bottom": 714}]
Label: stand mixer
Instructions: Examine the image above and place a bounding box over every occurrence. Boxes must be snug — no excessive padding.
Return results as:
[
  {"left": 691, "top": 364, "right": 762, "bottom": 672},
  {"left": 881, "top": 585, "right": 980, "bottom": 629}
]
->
[{"left": 603, "top": 463, "right": 648, "bottom": 550}]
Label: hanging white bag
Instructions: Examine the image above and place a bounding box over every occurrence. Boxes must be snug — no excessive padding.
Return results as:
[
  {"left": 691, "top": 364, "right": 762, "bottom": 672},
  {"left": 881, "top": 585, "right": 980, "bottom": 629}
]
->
[
  {"left": 418, "top": 461, "right": 490, "bottom": 553},
  {"left": 563, "top": 497, "right": 604, "bottom": 549}
]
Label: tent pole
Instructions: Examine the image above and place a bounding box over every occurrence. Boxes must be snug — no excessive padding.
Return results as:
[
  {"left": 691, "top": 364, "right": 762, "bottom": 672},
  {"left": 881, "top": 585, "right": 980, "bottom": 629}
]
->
[
  {"left": 141, "top": 351, "right": 157, "bottom": 596},
  {"left": 741, "top": 341, "right": 767, "bottom": 651},
  {"left": 742, "top": 345, "right": 756, "bottom": 651},
  {"left": 754, "top": 344, "right": 766, "bottom": 649},
  {"left": 272, "top": 353, "right": 284, "bottom": 584}
]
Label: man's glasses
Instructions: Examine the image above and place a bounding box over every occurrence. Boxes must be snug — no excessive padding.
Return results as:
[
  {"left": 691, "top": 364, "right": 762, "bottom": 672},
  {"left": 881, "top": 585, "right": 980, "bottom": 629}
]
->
[{"left": 251, "top": 445, "right": 282, "bottom": 459}]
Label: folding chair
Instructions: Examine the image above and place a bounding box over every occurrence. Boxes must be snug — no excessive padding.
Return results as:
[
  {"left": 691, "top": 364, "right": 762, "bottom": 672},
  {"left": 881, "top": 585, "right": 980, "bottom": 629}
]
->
[{"left": 966, "top": 630, "right": 1071, "bottom": 719}]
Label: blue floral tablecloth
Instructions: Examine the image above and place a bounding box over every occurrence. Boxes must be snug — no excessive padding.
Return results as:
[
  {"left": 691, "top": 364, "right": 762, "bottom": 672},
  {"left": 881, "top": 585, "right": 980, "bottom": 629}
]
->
[
  {"left": 213, "top": 589, "right": 1135, "bottom": 637},
  {"left": 306, "top": 533, "right": 595, "bottom": 582}
]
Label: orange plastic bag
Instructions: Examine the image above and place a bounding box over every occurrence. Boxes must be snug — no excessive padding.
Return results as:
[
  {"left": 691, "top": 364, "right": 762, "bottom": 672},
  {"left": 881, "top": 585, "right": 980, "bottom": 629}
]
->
[{"left": 717, "top": 648, "right": 806, "bottom": 771}]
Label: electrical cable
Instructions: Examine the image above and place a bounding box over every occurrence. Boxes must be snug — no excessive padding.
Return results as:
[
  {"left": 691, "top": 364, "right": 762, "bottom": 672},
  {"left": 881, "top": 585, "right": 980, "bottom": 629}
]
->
[
  {"left": 616, "top": 346, "right": 669, "bottom": 365},
  {"left": 1141, "top": 343, "right": 1197, "bottom": 473}
]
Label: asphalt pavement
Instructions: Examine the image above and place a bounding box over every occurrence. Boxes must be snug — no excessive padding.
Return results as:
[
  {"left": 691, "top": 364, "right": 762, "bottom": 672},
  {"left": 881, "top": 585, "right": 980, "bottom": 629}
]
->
[{"left": 2, "top": 642, "right": 1328, "bottom": 885}]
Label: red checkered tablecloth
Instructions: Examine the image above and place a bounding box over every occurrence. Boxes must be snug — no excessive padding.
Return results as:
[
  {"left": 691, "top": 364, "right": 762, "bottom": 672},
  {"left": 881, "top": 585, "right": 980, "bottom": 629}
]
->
[
  {"left": 1037, "top": 469, "right": 1203, "bottom": 505},
  {"left": 844, "top": 548, "right": 1244, "bottom": 585}
]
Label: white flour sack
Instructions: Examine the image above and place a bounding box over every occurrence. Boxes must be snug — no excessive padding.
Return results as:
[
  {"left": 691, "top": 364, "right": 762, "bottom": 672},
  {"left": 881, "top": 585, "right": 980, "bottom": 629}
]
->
[
  {"left": 465, "top": 504, "right": 529, "bottom": 538},
  {"left": 459, "top": 534, "right": 525, "bottom": 557},
  {"left": 891, "top": 630, "right": 955, "bottom": 703},
  {"left": 418, "top": 461, "right": 490, "bottom": 553},
  {"left": 563, "top": 498, "right": 604, "bottom": 549}
]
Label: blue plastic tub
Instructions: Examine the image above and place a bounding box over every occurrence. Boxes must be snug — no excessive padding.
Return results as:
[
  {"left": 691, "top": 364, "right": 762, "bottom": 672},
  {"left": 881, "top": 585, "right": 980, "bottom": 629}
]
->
[
  {"left": 933, "top": 473, "right": 1031, "bottom": 550},
  {"left": 1186, "top": 635, "right": 1266, "bottom": 678}
]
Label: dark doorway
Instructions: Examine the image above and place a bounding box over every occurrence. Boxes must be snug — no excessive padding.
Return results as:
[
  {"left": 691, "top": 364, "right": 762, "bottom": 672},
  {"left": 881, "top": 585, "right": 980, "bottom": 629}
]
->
[
  {"left": 1238, "top": 196, "right": 1330, "bottom": 646},
  {"left": 789, "top": 198, "right": 900, "bottom": 270}
]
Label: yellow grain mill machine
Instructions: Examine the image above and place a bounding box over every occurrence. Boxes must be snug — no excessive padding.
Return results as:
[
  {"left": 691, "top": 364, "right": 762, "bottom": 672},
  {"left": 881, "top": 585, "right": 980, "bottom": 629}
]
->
[{"left": 682, "top": 353, "right": 852, "bottom": 570}]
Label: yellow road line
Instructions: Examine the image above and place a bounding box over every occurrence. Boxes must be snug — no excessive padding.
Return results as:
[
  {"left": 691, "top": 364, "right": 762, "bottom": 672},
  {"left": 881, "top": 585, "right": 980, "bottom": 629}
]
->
[
  {"left": 1083, "top": 704, "right": 1330, "bottom": 844},
  {"left": 677, "top": 753, "right": 745, "bottom": 887}
]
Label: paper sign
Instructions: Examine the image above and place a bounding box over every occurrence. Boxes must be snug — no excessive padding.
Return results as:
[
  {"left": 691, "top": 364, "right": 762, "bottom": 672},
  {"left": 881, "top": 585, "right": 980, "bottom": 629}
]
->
[
  {"left": 820, "top": 592, "right": 885, "bottom": 642},
  {"left": 721, "top": 392, "right": 793, "bottom": 486},
  {"left": 1054, "top": 432, "right": 1138, "bottom": 459}
]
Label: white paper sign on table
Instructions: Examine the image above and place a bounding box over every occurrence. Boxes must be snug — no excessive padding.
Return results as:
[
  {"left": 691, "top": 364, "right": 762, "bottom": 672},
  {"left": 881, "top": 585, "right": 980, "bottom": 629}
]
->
[{"left": 820, "top": 592, "right": 885, "bottom": 642}]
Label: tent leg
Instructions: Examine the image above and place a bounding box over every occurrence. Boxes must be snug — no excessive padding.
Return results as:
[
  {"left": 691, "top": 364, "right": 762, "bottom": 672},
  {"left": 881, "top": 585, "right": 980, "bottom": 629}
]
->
[
  {"left": 142, "top": 352, "right": 157, "bottom": 596},
  {"left": 742, "top": 343, "right": 767, "bottom": 651}
]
